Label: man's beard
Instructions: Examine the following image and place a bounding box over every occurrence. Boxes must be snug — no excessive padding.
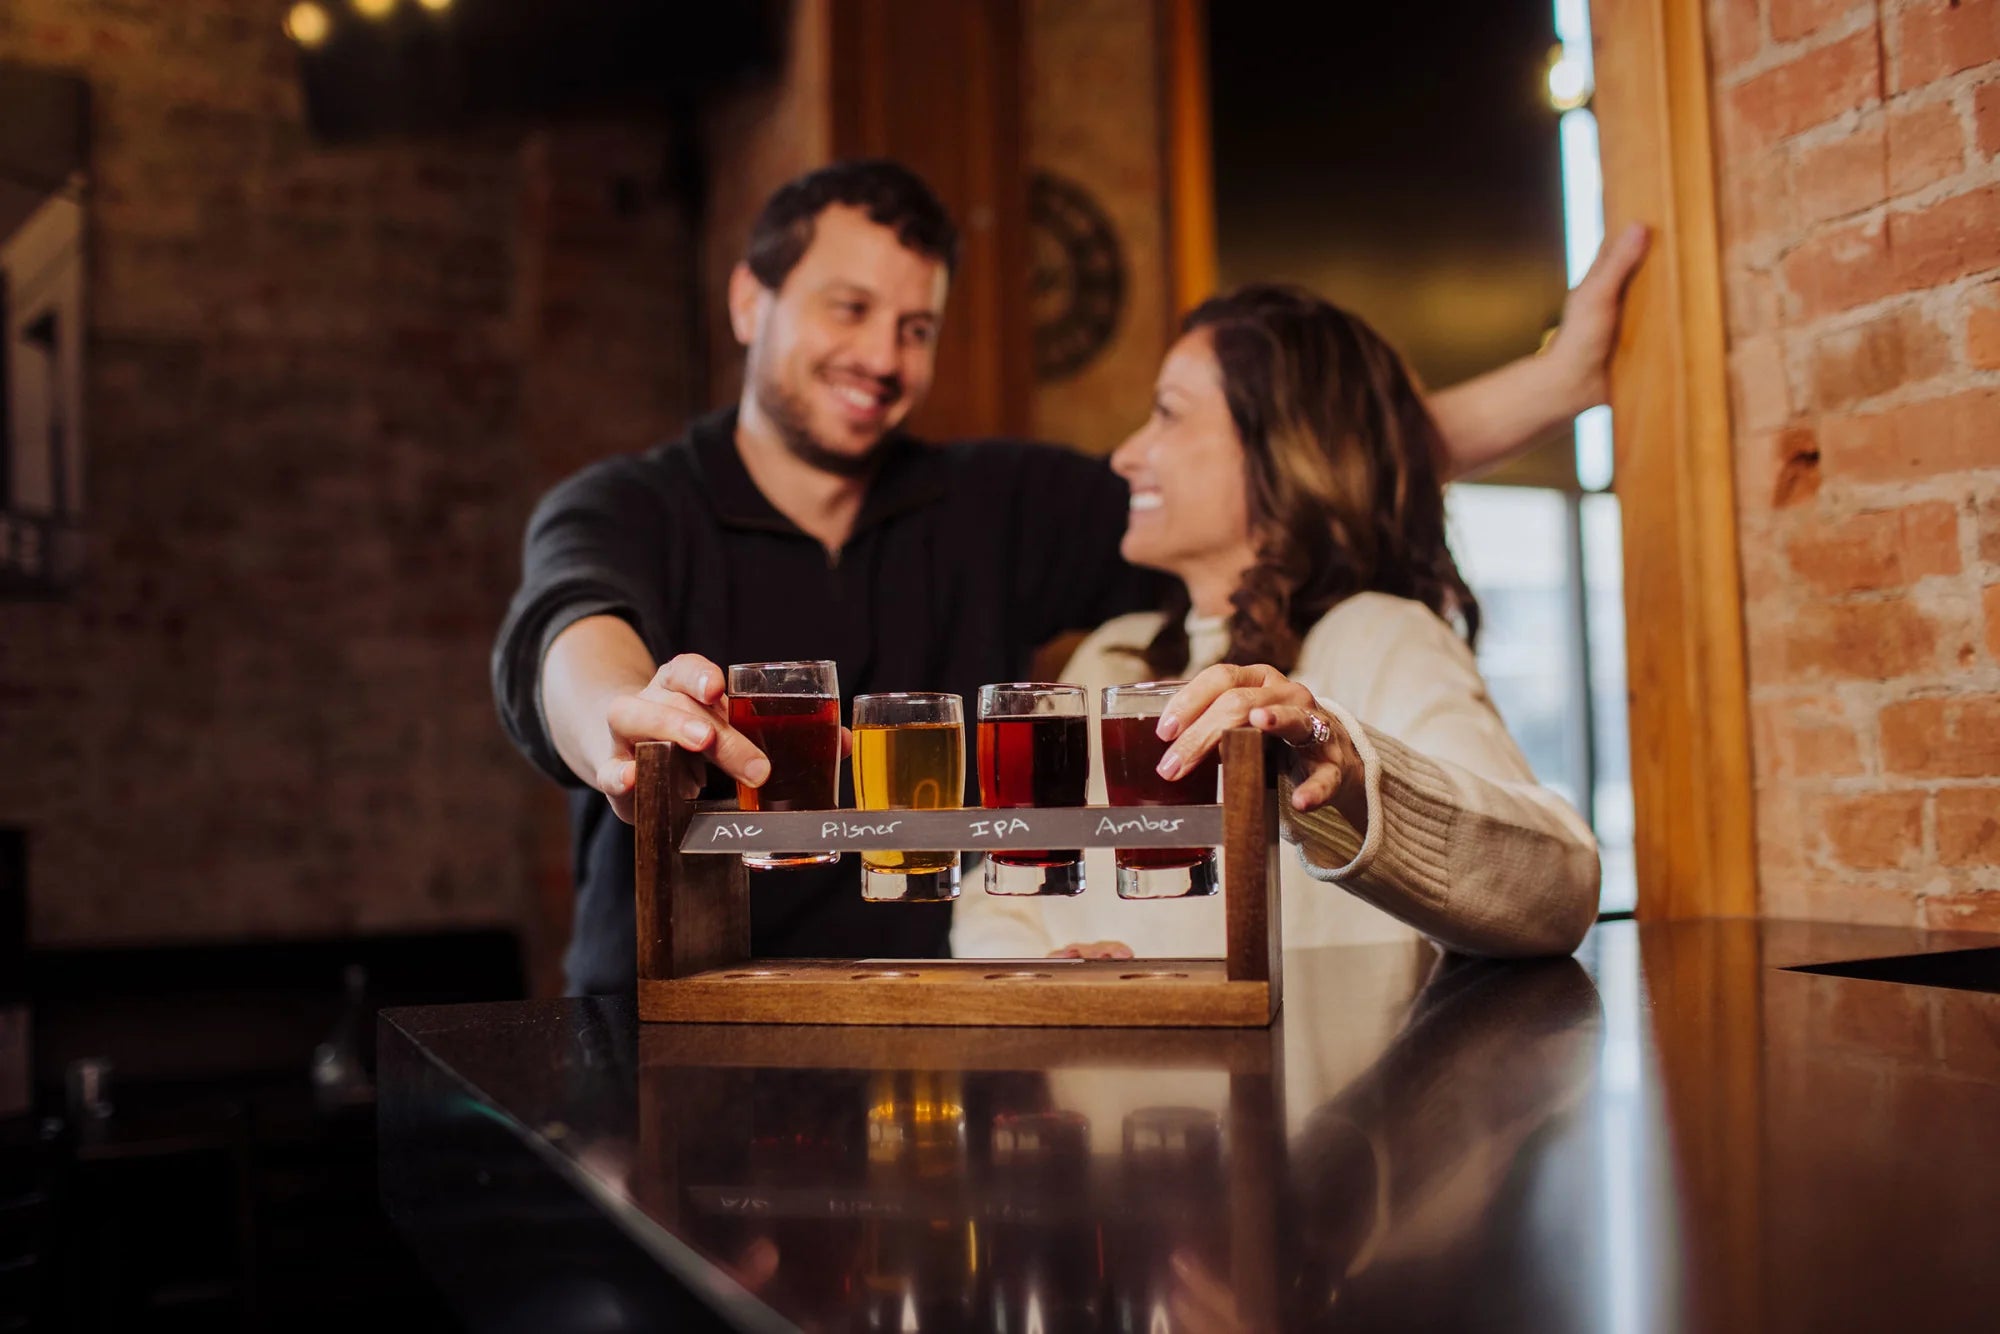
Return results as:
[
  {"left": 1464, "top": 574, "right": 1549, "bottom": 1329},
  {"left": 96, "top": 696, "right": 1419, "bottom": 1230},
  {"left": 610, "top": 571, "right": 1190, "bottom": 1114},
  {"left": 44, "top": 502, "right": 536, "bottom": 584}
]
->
[{"left": 754, "top": 363, "right": 896, "bottom": 480}]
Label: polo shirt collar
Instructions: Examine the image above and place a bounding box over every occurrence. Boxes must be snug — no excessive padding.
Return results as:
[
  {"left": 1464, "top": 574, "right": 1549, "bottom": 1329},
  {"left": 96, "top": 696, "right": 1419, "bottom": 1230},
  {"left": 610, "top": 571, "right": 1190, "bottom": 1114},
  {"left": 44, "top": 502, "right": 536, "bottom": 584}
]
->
[{"left": 688, "top": 406, "right": 948, "bottom": 540}]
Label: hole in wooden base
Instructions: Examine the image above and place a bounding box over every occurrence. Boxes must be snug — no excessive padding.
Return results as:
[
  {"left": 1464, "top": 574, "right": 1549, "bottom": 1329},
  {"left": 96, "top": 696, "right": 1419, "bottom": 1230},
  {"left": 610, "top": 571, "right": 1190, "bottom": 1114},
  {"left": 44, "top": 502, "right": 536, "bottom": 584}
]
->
[
  {"left": 983, "top": 971, "right": 1053, "bottom": 981},
  {"left": 850, "top": 970, "right": 918, "bottom": 980},
  {"left": 722, "top": 970, "right": 791, "bottom": 979},
  {"left": 1120, "top": 971, "right": 1192, "bottom": 980}
]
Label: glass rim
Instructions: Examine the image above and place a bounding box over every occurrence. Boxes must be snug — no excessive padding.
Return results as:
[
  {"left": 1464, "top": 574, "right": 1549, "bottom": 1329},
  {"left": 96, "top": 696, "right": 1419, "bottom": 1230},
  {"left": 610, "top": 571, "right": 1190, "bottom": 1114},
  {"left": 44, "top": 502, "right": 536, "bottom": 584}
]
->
[
  {"left": 1103, "top": 680, "right": 1188, "bottom": 698},
  {"left": 727, "top": 658, "right": 838, "bottom": 673},
  {"left": 851, "top": 690, "right": 962, "bottom": 704}
]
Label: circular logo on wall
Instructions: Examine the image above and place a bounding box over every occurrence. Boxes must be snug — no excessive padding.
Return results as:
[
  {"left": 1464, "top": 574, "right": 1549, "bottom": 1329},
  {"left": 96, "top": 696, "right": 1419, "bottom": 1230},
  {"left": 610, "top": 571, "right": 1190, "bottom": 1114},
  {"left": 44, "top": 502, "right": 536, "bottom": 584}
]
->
[{"left": 1030, "top": 170, "right": 1126, "bottom": 383}]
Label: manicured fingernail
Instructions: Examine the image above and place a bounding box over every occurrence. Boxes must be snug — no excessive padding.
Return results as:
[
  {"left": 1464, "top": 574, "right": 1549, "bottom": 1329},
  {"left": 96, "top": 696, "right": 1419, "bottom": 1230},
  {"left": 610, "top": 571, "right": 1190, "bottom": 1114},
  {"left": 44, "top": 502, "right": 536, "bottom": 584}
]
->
[
  {"left": 1250, "top": 708, "right": 1270, "bottom": 728},
  {"left": 619, "top": 762, "right": 636, "bottom": 791},
  {"left": 686, "top": 721, "right": 713, "bottom": 747},
  {"left": 1156, "top": 713, "right": 1181, "bottom": 741},
  {"left": 699, "top": 673, "right": 717, "bottom": 696},
  {"left": 746, "top": 757, "right": 771, "bottom": 787},
  {"left": 1156, "top": 750, "right": 1184, "bottom": 780}
]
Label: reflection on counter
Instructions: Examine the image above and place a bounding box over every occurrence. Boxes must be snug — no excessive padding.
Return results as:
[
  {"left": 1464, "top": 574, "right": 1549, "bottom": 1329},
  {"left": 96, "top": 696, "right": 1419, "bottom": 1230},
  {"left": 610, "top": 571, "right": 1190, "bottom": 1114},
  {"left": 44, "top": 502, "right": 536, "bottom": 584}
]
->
[{"left": 639, "top": 951, "right": 1599, "bottom": 1331}]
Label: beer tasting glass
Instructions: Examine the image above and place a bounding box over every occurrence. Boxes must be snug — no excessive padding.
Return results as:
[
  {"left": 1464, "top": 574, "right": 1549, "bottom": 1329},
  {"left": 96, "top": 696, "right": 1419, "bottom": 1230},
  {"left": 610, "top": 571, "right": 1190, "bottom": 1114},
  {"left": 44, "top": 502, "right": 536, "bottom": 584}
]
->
[
  {"left": 727, "top": 660, "right": 841, "bottom": 869},
  {"left": 852, "top": 692, "right": 966, "bottom": 901},
  {"left": 976, "top": 683, "right": 1088, "bottom": 896},
  {"left": 1100, "top": 682, "right": 1221, "bottom": 899}
]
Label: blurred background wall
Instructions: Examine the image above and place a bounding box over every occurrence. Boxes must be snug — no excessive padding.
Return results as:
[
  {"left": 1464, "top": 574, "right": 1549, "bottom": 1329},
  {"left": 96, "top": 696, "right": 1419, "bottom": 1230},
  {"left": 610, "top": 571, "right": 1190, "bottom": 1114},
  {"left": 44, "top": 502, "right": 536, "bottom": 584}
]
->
[{"left": 1, "top": 0, "right": 1996, "bottom": 977}]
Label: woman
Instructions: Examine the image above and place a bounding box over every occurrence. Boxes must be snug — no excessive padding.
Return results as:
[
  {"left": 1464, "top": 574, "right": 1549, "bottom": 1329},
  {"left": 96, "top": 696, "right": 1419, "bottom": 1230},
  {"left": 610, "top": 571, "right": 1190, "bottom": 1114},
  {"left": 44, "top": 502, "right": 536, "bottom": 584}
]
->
[{"left": 952, "top": 286, "right": 1600, "bottom": 961}]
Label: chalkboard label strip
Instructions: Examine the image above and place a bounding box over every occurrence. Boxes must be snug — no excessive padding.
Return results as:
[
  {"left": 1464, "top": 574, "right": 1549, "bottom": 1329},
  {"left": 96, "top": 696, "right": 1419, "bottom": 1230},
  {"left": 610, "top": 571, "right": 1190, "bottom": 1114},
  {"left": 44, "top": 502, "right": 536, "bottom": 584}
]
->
[{"left": 680, "top": 805, "right": 1224, "bottom": 854}]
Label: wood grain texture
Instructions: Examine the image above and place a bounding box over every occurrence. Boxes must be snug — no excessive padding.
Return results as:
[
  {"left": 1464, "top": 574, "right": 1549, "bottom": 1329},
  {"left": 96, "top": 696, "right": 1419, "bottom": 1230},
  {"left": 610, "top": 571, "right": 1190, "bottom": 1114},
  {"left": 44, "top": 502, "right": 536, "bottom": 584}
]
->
[
  {"left": 830, "top": 0, "right": 1030, "bottom": 440},
  {"left": 1221, "top": 731, "right": 1282, "bottom": 1023},
  {"left": 635, "top": 740, "right": 750, "bottom": 984},
  {"left": 1591, "top": 0, "right": 1758, "bottom": 918},
  {"left": 638, "top": 1022, "right": 1277, "bottom": 1074},
  {"left": 639, "top": 960, "right": 1271, "bottom": 1027},
  {"left": 1160, "top": 0, "right": 1216, "bottom": 314}
]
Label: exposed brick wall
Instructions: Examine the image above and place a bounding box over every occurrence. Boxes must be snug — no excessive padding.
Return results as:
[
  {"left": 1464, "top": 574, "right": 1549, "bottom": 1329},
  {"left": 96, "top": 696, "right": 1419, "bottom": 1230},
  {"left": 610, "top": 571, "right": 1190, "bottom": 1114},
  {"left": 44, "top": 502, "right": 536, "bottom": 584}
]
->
[
  {"left": 1714, "top": 0, "right": 2000, "bottom": 930},
  {"left": 0, "top": 3, "right": 693, "bottom": 961}
]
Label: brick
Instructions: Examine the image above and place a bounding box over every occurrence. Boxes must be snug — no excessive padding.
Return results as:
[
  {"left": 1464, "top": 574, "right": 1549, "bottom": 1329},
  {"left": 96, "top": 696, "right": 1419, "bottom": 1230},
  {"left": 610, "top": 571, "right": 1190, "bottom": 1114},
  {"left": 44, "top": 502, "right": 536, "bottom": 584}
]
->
[
  {"left": 1806, "top": 305, "right": 1951, "bottom": 409},
  {"left": 1937, "top": 787, "right": 2000, "bottom": 864},
  {"left": 1986, "top": 583, "right": 2000, "bottom": 663},
  {"left": 1886, "top": 183, "right": 2000, "bottom": 289},
  {"left": 1982, "top": 494, "right": 2000, "bottom": 562},
  {"left": 1816, "top": 790, "right": 1926, "bottom": 869},
  {"left": 1819, "top": 389, "right": 2000, "bottom": 482},
  {"left": 1772, "top": 0, "right": 1867, "bottom": 41},
  {"left": 1763, "top": 697, "right": 1867, "bottom": 776},
  {"left": 1793, "top": 122, "right": 1885, "bottom": 224},
  {"left": 1780, "top": 596, "right": 1942, "bottom": 679},
  {"left": 1782, "top": 215, "right": 1897, "bottom": 318},
  {"left": 1769, "top": 423, "right": 1825, "bottom": 508},
  {"left": 1977, "top": 80, "right": 2000, "bottom": 157},
  {"left": 1722, "top": 150, "right": 1797, "bottom": 245},
  {"left": 1733, "top": 335, "right": 1792, "bottom": 428},
  {"left": 1966, "top": 282, "right": 2000, "bottom": 369},
  {"left": 1727, "top": 264, "right": 1785, "bottom": 338},
  {"left": 1920, "top": 890, "right": 2000, "bottom": 932},
  {"left": 1726, "top": 30, "right": 1882, "bottom": 150},
  {"left": 1891, "top": 0, "right": 2000, "bottom": 94},
  {"left": 1783, "top": 501, "right": 1961, "bottom": 593},
  {"left": 1880, "top": 694, "right": 2000, "bottom": 776},
  {"left": 1710, "top": 0, "right": 1766, "bottom": 75},
  {"left": 1887, "top": 100, "right": 1964, "bottom": 194}
]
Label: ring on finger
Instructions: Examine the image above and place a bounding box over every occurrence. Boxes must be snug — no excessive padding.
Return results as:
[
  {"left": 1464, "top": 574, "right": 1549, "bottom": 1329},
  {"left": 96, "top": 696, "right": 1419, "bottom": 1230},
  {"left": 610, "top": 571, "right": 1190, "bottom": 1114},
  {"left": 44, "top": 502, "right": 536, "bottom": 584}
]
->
[{"left": 1285, "top": 709, "right": 1333, "bottom": 750}]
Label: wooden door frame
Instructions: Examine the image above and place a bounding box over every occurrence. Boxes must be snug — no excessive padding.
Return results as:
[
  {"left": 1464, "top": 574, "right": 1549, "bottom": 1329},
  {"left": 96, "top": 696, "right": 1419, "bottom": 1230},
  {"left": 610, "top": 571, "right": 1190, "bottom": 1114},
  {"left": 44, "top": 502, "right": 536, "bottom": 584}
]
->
[{"left": 1161, "top": 0, "right": 1758, "bottom": 919}]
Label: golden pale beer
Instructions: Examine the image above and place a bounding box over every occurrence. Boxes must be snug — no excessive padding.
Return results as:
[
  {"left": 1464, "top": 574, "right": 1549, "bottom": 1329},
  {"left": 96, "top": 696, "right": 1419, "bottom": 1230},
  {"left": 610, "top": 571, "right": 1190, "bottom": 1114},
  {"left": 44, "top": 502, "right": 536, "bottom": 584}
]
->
[{"left": 851, "top": 721, "right": 965, "bottom": 876}]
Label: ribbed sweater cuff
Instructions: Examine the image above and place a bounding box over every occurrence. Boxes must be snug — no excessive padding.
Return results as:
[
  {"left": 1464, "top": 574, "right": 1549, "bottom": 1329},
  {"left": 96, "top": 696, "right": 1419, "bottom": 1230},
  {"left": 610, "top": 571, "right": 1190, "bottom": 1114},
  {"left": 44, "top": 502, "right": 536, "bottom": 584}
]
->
[{"left": 1286, "top": 702, "right": 1456, "bottom": 907}]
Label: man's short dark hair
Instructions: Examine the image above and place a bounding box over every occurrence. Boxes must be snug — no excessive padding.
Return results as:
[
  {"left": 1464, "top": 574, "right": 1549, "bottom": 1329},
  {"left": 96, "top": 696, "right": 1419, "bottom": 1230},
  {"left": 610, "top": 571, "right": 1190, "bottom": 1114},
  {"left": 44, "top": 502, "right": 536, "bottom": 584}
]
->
[{"left": 744, "top": 159, "right": 960, "bottom": 291}]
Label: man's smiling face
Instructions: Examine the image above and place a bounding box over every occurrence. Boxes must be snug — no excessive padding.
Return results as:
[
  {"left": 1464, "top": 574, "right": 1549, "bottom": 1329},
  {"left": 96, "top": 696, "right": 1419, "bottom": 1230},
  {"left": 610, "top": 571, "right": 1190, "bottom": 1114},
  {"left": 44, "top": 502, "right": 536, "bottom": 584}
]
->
[{"left": 736, "top": 204, "right": 950, "bottom": 475}]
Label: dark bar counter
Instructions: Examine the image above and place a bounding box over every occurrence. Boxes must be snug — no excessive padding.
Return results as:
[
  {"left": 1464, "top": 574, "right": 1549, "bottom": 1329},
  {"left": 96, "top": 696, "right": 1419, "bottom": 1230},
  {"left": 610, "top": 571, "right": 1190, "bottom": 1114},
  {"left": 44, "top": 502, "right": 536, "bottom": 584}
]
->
[{"left": 379, "top": 920, "right": 2000, "bottom": 1332}]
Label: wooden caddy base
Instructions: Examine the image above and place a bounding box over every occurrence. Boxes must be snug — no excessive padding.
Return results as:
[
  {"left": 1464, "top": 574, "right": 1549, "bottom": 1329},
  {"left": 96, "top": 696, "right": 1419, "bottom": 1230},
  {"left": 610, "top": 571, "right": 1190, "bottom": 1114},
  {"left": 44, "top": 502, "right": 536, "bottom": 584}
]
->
[
  {"left": 638, "top": 959, "right": 1273, "bottom": 1027},
  {"left": 634, "top": 728, "right": 1284, "bottom": 1028}
]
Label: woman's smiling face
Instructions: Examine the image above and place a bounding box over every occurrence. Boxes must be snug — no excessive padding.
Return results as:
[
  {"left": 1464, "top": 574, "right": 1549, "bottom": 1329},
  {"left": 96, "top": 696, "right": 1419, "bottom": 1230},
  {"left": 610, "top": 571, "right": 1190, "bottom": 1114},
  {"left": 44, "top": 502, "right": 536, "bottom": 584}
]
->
[{"left": 1111, "top": 328, "right": 1257, "bottom": 593}]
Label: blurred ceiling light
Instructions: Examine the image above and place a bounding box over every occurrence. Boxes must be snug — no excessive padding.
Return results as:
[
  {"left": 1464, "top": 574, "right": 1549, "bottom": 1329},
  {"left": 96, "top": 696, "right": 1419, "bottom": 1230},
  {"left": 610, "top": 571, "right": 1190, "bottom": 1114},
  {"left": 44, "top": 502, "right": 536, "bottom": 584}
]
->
[
  {"left": 284, "top": 1, "right": 331, "bottom": 47},
  {"left": 417, "top": 0, "right": 453, "bottom": 10},
  {"left": 1547, "top": 47, "right": 1593, "bottom": 111},
  {"left": 353, "top": 0, "right": 397, "bottom": 19}
]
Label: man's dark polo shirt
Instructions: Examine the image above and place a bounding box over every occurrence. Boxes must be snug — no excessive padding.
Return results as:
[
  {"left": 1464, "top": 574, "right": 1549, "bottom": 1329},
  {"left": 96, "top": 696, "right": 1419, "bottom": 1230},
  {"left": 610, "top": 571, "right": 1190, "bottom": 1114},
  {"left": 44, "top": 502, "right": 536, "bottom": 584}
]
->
[{"left": 492, "top": 408, "right": 1158, "bottom": 995}]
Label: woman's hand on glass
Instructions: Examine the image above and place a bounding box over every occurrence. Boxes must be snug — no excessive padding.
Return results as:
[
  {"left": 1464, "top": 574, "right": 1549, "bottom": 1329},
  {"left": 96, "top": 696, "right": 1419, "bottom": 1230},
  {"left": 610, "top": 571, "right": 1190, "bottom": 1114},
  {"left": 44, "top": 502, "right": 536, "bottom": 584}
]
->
[{"left": 1154, "top": 664, "right": 1368, "bottom": 830}]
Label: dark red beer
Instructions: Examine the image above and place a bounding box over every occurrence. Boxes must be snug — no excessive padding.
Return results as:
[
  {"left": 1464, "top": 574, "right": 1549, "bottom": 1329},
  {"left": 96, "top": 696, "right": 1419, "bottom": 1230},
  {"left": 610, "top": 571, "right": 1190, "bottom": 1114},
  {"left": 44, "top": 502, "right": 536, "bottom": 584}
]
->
[
  {"left": 728, "top": 694, "right": 839, "bottom": 812},
  {"left": 976, "top": 714, "right": 1089, "bottom": 867},
  {"left": 1100, "top": 715, "right": 1221, "bottom": 870}
]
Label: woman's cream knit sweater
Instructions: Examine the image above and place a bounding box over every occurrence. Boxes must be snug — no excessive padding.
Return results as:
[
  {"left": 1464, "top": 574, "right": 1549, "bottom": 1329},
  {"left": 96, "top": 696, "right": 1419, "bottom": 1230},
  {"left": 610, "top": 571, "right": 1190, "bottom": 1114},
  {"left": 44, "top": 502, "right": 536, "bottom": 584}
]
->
[{"left": 949, "top": 593, "right": 1602, "bottom": 960}]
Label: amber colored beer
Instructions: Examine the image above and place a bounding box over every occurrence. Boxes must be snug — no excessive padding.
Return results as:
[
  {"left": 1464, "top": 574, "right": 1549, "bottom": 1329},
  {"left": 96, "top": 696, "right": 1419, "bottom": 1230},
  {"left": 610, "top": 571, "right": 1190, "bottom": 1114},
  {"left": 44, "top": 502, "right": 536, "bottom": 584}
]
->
[{"left": 852, "top": 720, "right": 965, "bottom": 878}]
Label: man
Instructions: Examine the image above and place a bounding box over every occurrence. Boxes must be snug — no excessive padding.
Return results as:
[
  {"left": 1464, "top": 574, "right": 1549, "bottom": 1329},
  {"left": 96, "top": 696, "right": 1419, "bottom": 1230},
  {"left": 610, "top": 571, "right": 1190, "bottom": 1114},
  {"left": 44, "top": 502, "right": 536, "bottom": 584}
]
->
[{"left": 493, "top": 160, "right": 1648, "bottom": 995}]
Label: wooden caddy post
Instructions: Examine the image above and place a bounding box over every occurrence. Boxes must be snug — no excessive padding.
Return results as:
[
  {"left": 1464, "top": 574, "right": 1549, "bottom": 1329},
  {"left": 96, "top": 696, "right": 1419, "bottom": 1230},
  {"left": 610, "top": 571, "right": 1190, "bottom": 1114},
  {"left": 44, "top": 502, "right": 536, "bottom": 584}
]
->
[{"left": 633, "top": 728, "right": 1283, "bottom": 1027}]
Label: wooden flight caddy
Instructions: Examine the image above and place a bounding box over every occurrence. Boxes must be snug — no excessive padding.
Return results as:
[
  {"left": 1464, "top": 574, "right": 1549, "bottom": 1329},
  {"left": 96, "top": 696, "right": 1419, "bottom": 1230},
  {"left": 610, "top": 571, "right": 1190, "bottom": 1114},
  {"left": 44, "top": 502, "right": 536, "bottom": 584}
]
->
[{"left": 633, "top": 727, "right": 1283, "bottom": 1028}]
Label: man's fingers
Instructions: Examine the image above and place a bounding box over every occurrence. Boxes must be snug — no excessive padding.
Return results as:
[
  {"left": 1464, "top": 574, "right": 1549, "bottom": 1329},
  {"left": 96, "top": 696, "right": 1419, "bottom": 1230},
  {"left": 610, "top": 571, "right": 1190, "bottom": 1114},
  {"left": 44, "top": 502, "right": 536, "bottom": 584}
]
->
[
  {"left": 1595, "top": 220, "right": 1651, "bottom": 293},
  {"left": 1247, "top": 703, "right": 1319, "bottom": 747},
  {"left": 652, "top": 653, "right": 726, "bottom": 706},
  {"left": 605, "top": 695, "right": 770, "bottom": 786},
  {"left": 606, "top": 694, "right": 717, "bottom": 752},
  {"left": 596, "top": 756, "right": 637, "bottom": 799},
  {"left": 839, "top": 725, "right": 854, "bottom": 759}
]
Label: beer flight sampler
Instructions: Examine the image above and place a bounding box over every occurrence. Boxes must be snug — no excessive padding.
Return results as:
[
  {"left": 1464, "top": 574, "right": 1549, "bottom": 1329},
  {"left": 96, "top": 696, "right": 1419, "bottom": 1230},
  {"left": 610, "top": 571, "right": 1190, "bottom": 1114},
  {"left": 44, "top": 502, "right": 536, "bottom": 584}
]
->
[{"left": 634, "top": 661, "right": 1286, "bottom": 1028}]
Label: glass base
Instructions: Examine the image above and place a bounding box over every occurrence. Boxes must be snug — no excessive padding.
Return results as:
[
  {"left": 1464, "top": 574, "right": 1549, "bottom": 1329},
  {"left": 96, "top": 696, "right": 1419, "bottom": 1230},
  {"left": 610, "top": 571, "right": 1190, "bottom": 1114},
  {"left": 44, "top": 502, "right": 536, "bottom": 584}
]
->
[
  {"left": 861, "top": 862, "right": 961, "bottom": 902},
  {"left": 743, "top": 851, "right": 842, "bottom": 870},
  {"left": 985, "top": 858, "right": 1085, "bottom": 897},
  {"left": 1115, "top": 852, "right": 1219, "bottom": 900}
]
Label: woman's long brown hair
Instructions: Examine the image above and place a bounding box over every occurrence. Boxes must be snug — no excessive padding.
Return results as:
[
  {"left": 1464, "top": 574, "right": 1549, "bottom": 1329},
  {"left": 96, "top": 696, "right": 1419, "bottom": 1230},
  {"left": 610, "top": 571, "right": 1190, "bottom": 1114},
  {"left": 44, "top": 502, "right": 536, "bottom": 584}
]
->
[{"left": 1139, "top": 284, "right": 1481, "bottom": 677}]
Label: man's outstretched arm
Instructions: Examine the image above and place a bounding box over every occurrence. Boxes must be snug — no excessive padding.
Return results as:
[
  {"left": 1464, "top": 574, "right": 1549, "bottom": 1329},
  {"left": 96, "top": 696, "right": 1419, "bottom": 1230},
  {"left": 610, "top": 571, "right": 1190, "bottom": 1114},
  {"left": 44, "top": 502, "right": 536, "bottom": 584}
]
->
[{"left": 1429, "top": 223, "right": 1650, "bottom": 481}]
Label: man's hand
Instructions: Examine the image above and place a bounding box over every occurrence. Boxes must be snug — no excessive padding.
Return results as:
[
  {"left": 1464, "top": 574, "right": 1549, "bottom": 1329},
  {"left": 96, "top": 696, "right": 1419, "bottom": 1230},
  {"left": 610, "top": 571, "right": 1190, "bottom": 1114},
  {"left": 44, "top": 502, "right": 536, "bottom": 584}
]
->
[
  {"left": 1544, "top": 221, "right": 1651, "bottom": 415},
  {"left": 596, "top": 653, "right": 773, "bottom": 824}
]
